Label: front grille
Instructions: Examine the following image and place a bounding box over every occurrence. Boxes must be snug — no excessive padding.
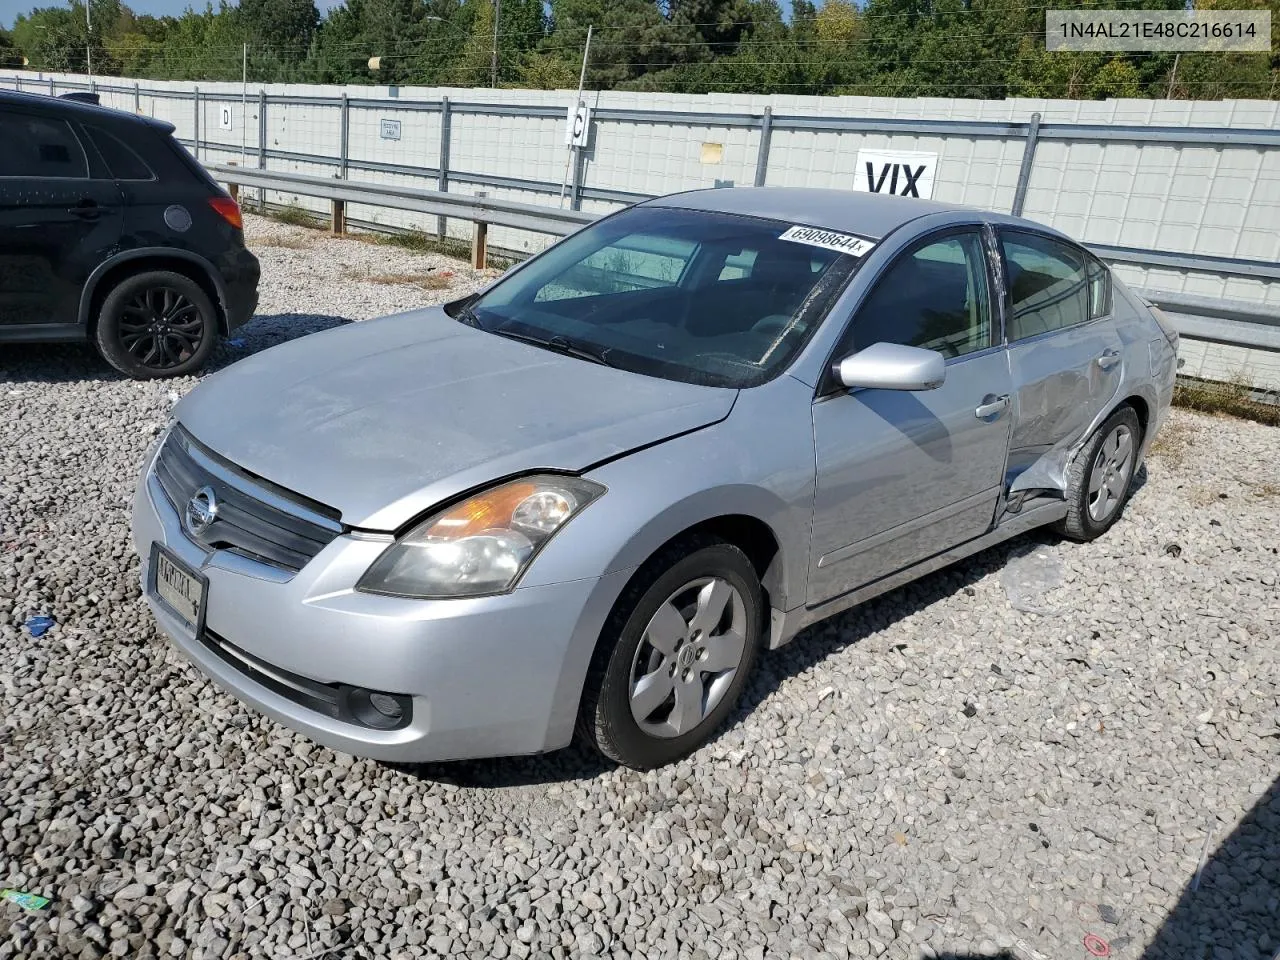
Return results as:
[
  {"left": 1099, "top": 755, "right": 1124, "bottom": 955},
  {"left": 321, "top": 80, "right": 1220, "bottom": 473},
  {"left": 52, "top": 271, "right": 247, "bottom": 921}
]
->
[{"left": 155, "top": 426, "right": 343, "bottom": 572}]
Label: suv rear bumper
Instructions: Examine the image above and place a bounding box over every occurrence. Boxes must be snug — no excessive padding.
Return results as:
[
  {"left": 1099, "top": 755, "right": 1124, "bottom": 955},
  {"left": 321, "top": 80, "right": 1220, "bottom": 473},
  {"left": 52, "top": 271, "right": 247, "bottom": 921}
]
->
[{"left": 219, "top": 247, "right": 260, "bottom": 332}]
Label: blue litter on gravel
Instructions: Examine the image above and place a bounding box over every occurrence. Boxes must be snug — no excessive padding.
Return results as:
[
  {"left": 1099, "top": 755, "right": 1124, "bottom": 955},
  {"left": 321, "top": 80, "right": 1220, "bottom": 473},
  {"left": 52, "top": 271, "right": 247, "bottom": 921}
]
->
[
  {"left": 228, "top": 338, "right": 247, "bottom": 347},
  {"left": 24, "top": 615, "right": 55, "bottom": 638}
]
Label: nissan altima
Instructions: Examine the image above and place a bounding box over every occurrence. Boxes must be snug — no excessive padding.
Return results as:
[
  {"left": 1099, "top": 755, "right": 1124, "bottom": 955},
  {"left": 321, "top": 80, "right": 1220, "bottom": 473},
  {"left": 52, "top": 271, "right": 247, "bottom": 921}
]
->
[{"left": 132, "top": 188, "right": 1178, "bottom": 769}]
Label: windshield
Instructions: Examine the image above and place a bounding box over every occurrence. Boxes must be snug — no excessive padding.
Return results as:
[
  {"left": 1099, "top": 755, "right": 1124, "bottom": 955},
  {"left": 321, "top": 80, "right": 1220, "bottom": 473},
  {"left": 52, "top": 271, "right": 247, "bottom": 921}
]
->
[{"left": 461, "top": 206, "right": 865, "bottom": 388}]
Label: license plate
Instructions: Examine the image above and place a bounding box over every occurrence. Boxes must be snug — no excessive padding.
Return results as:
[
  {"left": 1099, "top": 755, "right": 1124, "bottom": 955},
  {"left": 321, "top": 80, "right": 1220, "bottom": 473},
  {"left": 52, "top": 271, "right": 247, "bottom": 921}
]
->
[{"left": 151, "top": 545, "right": 206, "bottom": 631}]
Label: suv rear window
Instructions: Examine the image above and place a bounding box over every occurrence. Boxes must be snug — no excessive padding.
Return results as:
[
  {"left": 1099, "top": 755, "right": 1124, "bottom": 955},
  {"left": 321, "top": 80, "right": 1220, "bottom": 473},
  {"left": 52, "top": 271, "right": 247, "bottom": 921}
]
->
[
  {"left": 0, "top": 114, "right": 88, "bottom": 178},
  {"left": 85, "top": 125, "right": 155, "bottom": 180}
]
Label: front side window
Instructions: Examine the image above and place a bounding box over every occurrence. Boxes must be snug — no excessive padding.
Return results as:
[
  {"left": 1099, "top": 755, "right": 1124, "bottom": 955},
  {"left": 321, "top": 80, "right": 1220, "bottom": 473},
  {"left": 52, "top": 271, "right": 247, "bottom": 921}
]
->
[
  {"left": 464, "top": 206, "right": 864, "bottom": 388},
  {"left": 836, "top": 230, "right": 993, "bottom": 361},
  {"left": 1002, "top": 232, "right": 1091, "bottom": 340},
  {"left": 0, "top": 114, "right": 88, "bottom": 179}
]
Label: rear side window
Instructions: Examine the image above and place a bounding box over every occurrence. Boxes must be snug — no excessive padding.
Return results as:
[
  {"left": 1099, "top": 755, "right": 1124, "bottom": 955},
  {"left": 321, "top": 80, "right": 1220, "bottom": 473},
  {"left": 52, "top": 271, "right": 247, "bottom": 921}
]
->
[
  {"left": 840, "top": 230, "right": 993, "bottom": 360},
  {"left": 1001, "top": 232, "right": 1091, "bottom": 340},
  {"left": 0, "top": 114, "right": 88, "bottom": 178},
  {"left": 1087, "top": 256, "right": 1111, "bottom": 319},
  {"left": 85, "top": 125, "right": 155, "bottom": 180}
]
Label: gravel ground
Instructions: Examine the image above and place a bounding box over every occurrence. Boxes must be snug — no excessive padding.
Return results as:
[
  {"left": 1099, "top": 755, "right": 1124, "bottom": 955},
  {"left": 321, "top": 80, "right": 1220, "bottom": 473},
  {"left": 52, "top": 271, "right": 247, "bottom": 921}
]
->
[{"left": 2, "top": 214, "right": 1278, "bottom": 960}]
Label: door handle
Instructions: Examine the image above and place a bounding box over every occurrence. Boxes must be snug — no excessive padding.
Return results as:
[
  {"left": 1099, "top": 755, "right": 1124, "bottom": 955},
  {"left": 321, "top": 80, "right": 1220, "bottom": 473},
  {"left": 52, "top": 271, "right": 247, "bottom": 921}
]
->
[
  {"left": 68, "top": 198, "right": 100, "bottom": 220},
  {"left": 975, "top": 394, "right": 1010, "bottom": 419},
  {"left": 1097, "top": 349, "right": 1121, "bottom": 371}
]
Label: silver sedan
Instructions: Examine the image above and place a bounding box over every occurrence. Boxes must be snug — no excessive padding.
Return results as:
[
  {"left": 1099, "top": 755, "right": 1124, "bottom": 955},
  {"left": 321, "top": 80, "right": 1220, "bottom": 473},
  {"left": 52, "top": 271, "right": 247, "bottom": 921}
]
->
[{"left": 132, "top": 188, "right": 1178, "bottom": 769}]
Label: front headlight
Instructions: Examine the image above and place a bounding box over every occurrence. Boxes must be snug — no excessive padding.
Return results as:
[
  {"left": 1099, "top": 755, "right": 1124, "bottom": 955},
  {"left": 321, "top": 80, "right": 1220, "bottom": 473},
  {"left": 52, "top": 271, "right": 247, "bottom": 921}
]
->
[{"left": 356, "top": 474, "right": 605, "bottom": 599}]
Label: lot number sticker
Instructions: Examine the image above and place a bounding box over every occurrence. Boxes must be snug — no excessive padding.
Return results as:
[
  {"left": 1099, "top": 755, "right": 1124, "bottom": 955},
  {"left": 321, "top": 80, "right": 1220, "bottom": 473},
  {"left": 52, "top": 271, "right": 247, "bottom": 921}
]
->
[
  {"left": 854, "top": 149, "right": 938, "bottom": 199},
  {"left": 779, "top": 225, "right": 876, "bottom": 258},
  {"left": 218, "top": 106, "right": 233, "bottom": 131}
]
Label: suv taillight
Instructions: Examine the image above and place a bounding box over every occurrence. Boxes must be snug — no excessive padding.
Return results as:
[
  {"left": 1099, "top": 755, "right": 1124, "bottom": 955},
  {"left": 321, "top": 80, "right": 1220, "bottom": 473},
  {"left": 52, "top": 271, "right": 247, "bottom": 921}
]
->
[{"left": 208, "top": 196, "right": 243, "bottom": 230}]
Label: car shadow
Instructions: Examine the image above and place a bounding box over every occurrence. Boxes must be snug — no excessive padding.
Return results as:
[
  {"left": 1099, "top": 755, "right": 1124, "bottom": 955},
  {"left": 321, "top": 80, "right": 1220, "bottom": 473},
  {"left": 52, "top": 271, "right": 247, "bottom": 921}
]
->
[
  {"left": 202, "top": 312, "right": 351, "bottom": 374},
  {"left": 731, "top": 528, "right": 1053, "bottom": 734},
  {"left": 0, "top": 313, "right": 350, "bottom": 385},
  {"left": 395, "top": 528, "right": 1057, "bottom": 790},
  {"left": 1140, "top": 774, "right": 1279, "bottom": 960}
]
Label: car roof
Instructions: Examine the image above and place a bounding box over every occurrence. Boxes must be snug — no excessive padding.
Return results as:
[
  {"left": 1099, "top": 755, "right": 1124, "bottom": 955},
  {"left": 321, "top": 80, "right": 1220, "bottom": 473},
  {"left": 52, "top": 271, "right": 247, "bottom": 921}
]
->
[
  {"left": 0, "top": 88, "right": 175, "bottom": 134},
  {"left": 646, "top": 187, "right": 974, "bottom": 241}
]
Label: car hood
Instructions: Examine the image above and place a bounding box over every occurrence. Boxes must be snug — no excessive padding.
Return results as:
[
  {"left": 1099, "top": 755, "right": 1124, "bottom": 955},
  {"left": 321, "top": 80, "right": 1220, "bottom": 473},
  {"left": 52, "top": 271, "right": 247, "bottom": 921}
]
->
[{"left": 176, "top": 308, "right": 737, "bottom": 530}]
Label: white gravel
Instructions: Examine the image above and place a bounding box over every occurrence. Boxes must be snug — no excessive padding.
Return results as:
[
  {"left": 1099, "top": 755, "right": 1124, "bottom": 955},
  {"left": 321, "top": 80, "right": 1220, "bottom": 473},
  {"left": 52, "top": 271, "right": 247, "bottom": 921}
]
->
[{"left": 2, "top": 215, "right": 1278, "bottom": 960}]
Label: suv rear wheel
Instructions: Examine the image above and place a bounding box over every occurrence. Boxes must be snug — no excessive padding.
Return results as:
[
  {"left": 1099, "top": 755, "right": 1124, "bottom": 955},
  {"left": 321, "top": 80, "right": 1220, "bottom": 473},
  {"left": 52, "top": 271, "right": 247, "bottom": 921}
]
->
[{"left": 95, "top": 270, "right": 218, "bottom": 379}]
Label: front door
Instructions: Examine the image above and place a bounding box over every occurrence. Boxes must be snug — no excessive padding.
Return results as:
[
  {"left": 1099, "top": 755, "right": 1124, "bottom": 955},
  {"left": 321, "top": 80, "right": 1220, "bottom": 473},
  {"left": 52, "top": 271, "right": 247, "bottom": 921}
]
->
[
  {"left": 0, "top": 108, "right": 123, "bottom": 327},
  {"left": 808, "top": 228, "right": 1013, "bottom": 605}
]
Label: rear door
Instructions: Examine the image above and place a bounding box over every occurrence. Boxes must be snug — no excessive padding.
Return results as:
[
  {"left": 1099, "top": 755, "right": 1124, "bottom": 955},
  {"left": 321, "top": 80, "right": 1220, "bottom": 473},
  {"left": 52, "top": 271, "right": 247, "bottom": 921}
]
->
[
  {"left": 0, "top": 106, "right": 123, "bottom": 328},
  {"left": 997, "top": 230, "right": 1123, "bottom": 492},
  {"left": 807, "top": 227, "right": 1013, "bottom": 604}
]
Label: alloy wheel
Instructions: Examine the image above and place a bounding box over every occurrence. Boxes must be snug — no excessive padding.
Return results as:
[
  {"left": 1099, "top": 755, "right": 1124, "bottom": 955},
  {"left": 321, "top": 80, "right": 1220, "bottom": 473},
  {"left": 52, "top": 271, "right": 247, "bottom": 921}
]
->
[
  {"left": 628, "top": 576, "right": 748, "bottom": 738},
  {"left": 117, "top": 287, "right": 206, "bottom": 370},
  {"left": 1087, "top": 423, "right": 1134, "bottom": 523}
]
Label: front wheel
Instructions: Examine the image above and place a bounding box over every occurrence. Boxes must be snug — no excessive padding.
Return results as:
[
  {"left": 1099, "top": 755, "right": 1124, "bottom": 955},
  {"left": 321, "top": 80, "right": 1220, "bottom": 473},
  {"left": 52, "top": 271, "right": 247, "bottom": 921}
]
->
[
  {"left": 95, "top": 271, "right": 219, "bottom": 379},
  {"left": 579, "top": 536, "right": 764, "bottom": 769},
  {"left": 1056, "top": 405, "right": 1141, "bottom": 541}
]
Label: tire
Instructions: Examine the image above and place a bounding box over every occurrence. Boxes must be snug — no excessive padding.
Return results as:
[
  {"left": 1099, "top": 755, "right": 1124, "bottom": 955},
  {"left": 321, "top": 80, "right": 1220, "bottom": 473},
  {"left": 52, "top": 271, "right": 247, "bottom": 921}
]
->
[
  {"left": 1055, "top": 405, "right": 1142, "bottom": 542},
  {"left": 95, "top": 271, "right": 219, "bottom": 379},
  {"left": 578, "top": 535, "right": 764, "bottom": 769}
]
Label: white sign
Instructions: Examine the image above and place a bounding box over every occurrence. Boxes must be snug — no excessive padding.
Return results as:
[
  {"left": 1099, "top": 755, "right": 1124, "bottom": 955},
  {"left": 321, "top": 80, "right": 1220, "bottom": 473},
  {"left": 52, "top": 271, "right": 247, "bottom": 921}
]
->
[
  {"left": 853, "top": 149, "right": 938, "bottom": 199},
  {"left": 380, "top": 119, "right": 402, "bottom": 141},
  {"left": 218, "top": 106, "right": 233, "bottom": 131},
  {"left": 779, "top": 225, "right": 876, "bottom": 259},
  {"left": 564, "top": 103, "right": 591, "bottom": 147}
]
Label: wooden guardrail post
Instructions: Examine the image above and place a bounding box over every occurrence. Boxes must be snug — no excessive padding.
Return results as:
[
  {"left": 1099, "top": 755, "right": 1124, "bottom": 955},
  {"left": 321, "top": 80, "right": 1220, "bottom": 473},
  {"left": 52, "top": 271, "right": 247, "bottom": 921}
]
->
[
  {"left": 471, "top": 191, "right": 488, "bottom": 270},
  {"left": 332, "top": 199, "right": 346, "bottom": 235},
  {"left": 226, "top": 161, "right": 239, "bottom": 204}
]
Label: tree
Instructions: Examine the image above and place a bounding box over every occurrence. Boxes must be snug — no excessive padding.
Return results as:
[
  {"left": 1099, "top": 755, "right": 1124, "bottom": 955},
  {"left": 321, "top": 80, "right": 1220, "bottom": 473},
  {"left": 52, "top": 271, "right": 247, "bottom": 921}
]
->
[
  {"left": 545, "top": 0, "right": 702, "bottom": 89},
  {"left": 240, "top": 0, "right": 320, "bottom": 65},
  {"left": 0, "top": 28, "right": 22, "bottom": 68}
]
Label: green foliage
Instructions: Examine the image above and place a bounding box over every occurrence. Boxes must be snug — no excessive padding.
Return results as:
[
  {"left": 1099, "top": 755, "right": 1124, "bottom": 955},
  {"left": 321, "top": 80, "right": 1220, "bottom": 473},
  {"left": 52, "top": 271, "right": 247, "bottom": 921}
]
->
[
  {"left": 0, "top": 27, "right": 22, "bottom": 69},
  {"left": 1, "top": 0, "right": 1275, "bottom": 100}
]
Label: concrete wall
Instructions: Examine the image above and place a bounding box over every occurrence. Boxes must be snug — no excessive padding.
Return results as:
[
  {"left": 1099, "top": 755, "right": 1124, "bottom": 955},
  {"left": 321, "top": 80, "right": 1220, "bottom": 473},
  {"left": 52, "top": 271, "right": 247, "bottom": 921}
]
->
[{"left": 6, "top": 70, "right": 1279, "bottom": 389}]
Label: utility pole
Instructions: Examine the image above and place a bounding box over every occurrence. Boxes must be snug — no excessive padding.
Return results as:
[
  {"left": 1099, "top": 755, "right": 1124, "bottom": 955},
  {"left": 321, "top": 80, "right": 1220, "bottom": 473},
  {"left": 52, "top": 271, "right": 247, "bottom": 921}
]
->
[
  {"left": 1166, "top": 53, "right": 1180, "bottom": 99},
  {"left": 559, "top": 25, "right": 592, "bottom": 207},
  {"left": 240, "top": 43, "right": 248, "bottom": 168},
  {"left": 85, "top": 0, "right": 92, "bottom": 82},
  {"left": 490, "top": 0, "right": 501, "bottom": 87}
]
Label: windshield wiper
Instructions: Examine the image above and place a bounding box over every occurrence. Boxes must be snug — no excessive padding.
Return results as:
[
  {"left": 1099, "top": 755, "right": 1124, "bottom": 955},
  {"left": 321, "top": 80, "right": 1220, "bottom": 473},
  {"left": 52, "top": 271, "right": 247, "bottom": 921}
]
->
[
  {"left": 492, "top": 328, "right": 617, "bottom": 368},
  {"left": 453, "top": 300, "right": 484, "bottom": 329}
]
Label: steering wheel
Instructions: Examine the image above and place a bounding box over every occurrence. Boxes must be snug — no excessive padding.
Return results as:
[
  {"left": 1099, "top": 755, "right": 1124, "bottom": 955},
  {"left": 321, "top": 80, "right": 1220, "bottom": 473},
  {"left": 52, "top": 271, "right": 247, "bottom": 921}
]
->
[{"left": 751, "top": 314, "right": 792, "bottom": 336}]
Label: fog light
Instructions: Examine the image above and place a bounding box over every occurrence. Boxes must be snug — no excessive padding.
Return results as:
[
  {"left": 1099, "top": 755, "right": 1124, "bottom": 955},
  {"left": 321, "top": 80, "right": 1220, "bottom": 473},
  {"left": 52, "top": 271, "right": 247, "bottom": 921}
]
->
[
  {"left": 368, "top": 693, "right": 403, "bottom": 720},
  {"left": 345, "top": 687, "right": 411, "bottom": 730}
]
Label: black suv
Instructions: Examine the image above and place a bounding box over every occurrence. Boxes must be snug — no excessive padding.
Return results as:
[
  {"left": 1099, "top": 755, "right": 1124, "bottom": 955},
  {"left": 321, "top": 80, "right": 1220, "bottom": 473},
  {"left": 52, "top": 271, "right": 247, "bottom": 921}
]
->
[{"left": 0, "top": 90, "right": 259, "bottom": 378}]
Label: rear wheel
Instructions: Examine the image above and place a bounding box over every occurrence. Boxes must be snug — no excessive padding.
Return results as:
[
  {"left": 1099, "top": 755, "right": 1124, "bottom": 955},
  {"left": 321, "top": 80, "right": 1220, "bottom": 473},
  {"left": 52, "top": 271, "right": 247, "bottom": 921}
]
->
[
  {"left": 579, "top": 536, "right": 763, "bottom": 769},
  {"left": 1056, "top": 406, "right": 1141, "bottom": 541},
  {"left": 95, "top": 271, "right": 218, "bottom": 379}
]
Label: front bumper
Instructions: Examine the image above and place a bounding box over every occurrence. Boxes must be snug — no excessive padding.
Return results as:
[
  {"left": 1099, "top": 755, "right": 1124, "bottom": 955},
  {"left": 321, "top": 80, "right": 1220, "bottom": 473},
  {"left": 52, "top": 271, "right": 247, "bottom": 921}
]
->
[{"left": 131, "top": 448, "right": 626, "bottom": 762}]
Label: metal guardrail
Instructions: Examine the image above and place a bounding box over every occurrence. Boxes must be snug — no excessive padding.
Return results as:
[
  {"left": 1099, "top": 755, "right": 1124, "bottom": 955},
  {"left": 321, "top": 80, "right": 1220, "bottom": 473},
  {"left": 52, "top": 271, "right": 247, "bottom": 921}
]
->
[
  {"left": 212, "top": 164, "right": 1278, "bottom": 352},
  {"left": 1137, "top": 290, "right": 1280, "bottom": 352},
  {"left": 208, "top": 165, "right": 594, "bottom": 237}
]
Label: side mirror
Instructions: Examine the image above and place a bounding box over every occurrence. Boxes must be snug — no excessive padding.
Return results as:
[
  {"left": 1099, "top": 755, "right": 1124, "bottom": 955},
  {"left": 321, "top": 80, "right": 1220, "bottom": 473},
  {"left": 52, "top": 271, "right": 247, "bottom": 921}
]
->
[{"left": 835, "top": 342, "right": 946, "bottom": 391}]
